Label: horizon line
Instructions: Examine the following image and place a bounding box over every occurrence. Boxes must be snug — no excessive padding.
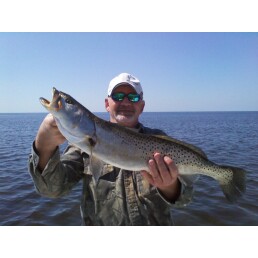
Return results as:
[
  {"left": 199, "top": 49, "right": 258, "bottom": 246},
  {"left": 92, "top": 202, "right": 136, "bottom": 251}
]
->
[{"left": 1, "top": 110, "right": 258, "bottom": 114}]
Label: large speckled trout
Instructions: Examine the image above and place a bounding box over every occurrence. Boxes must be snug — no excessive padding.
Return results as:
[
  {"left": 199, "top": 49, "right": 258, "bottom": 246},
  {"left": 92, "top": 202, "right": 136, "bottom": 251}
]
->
[{"left": 40, "top": 88, "right": 246, "bottom": 202}]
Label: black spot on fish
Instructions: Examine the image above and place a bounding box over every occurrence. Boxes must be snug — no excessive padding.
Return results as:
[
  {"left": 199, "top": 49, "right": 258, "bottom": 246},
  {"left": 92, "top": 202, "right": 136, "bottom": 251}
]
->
[{"left": 88, "top": 137, "right": 96, "bottom": 147}]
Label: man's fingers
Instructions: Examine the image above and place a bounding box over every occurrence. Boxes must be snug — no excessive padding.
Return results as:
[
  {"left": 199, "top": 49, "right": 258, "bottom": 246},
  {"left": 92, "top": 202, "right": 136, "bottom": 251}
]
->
[
  {"left": 45, "top": 114, "right": 58, "bottom": 127},
  {"left": 153, "top": 153, "right": 172, "bottom": 182},
  {"left": 142, "top": 153, "right": 179, "bottom": 189},
  {"left": 164, "top": 156, "right": 179, "bottom": 178},
  {"left": 141, "top": 170, "right": 154, "bottom": 185},
  {"left": 148, "top": 158, "right": 163, "bottom": 183}
]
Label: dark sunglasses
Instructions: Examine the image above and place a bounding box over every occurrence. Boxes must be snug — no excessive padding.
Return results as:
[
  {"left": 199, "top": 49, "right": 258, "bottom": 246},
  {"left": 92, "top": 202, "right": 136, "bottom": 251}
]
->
[{"left": 110, "top": 92, "right": 142, "bottom": 103}]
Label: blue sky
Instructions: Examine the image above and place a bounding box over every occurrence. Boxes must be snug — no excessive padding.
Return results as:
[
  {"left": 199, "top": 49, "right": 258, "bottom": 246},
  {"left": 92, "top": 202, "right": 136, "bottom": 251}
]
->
[{"left": 0, "top": 32, "right": 258, "bottom": 112}]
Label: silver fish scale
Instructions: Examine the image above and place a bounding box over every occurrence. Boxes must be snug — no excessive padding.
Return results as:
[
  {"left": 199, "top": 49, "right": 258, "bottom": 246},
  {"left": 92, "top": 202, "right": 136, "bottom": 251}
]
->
[
  {"left": 139, "top": 135, "right": 201, "bottom": 164},
  {"left": 114, "top": 128, "right": 205, "bottom": 168}
]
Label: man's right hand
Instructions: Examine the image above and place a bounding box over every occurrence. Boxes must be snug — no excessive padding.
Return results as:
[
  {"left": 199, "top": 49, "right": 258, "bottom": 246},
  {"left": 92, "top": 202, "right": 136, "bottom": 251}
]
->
[{"left": 35, "top": 114, "right": 66, "bottom": 171}]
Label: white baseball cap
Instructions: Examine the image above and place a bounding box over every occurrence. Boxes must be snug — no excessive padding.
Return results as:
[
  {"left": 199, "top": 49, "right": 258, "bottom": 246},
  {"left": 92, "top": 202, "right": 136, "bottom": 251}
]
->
[{"left": 107, "top": 73, "right": 143, "bottom": 96}]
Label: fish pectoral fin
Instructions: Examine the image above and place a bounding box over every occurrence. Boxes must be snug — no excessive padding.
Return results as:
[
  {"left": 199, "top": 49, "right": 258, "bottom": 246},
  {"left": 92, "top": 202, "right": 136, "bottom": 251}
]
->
[{"left": 89, "top": 155, "right": 105, "bottom": 184}]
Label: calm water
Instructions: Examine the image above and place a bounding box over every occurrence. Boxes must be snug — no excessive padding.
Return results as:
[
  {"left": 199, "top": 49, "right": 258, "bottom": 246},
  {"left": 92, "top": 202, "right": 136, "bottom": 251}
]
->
[{"left": 0, "top": 112, "right": 258, "bottom": 226}]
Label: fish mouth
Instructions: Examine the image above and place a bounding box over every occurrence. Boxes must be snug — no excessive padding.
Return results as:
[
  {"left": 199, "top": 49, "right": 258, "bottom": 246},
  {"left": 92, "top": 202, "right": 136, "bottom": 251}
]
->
[
  {"left": 39, "top": 87, "right": 63, "bottom": 111},
  {"left": 39, "top": 97, "right": 50, "bottom": 106}
]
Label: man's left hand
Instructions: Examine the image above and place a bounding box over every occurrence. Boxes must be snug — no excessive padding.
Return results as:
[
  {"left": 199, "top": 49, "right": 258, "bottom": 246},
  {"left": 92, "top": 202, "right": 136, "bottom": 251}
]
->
[{"left": 141, "top": 153, "right": 181, "bottom": 202}]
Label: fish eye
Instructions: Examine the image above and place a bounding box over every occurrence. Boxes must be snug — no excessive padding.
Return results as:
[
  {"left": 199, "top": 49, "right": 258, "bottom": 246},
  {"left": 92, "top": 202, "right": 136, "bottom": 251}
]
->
[{"left": 65, "top": 98, "right": 74, "bottom": 105}]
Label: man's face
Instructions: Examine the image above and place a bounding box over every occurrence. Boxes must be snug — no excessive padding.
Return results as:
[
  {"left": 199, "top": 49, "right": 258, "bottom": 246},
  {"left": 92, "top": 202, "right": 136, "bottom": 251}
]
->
[{"left": 105, "top": 84, "right": 145, "bottom": 128}]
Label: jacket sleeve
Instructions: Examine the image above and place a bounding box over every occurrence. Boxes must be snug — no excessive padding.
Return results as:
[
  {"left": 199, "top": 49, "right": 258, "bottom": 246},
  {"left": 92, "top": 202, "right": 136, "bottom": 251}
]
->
[
  {"left": 156, "top": 180, "right": 194, "bottom": 208},
  {"left": 28, "top": 142, "right": 87, "bottom": 198}
]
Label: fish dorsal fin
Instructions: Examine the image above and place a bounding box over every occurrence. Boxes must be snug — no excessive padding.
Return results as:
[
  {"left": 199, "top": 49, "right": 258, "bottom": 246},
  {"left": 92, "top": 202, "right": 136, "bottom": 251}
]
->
[{"left": 153, "top": 135, "right": 208, "bottom": 159}]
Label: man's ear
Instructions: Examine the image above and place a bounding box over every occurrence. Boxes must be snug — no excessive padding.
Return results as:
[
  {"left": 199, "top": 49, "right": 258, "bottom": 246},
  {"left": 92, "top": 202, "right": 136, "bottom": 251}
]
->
[
  {"left": 140, "top": 100, "right": 145, "bottom": 114},
  {"left": 105, "top": 98, "right": 110, "bottom": 112}
]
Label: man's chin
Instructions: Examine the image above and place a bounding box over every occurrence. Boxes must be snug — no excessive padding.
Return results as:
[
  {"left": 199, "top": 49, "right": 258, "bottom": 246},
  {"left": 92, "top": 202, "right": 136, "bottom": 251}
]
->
[
  {"left": 115, "top": 114, "right": 136, "bottom": 126},
  {"left": 116, "top": 114, "right": 132, "bottom": 121}
]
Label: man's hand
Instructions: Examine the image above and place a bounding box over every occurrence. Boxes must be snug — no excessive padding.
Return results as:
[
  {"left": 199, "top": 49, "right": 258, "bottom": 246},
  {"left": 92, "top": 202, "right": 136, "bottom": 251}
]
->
[
  {"left": 35, "top": 114, "right": 66, "bottom": 171},
  {"left": 141, "top": 153, "right": 181, "bottom": 202}
]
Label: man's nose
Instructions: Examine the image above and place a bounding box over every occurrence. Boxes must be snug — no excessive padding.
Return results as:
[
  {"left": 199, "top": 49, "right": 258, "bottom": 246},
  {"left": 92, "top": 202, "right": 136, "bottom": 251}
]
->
[{"left": 120, "top": 96, "right": 132, "bottom": 105}]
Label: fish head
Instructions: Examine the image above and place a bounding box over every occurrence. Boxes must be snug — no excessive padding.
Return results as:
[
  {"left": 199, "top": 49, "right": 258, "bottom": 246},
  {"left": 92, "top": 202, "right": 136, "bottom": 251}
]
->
[
  {"left": 40, "top": 87, "right": 62, "bottom": 112},
  {"left": 40, "top": 88, "right": 88, "bottom": 139},
  {"left": 40, "top": 87, "right": 82, "bottom": 116}
]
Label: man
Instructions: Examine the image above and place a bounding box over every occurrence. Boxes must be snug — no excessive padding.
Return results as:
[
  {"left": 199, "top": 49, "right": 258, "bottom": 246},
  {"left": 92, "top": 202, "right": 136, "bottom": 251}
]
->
[{"left": 29, "top": 73, "right": 192, "bottom": 225}]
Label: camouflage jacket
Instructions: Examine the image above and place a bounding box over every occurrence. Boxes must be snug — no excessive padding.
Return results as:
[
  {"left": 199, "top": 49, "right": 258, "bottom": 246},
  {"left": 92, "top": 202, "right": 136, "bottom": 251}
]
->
[{"left": 28, "top": 124, "right": 193, "bottom": 225}]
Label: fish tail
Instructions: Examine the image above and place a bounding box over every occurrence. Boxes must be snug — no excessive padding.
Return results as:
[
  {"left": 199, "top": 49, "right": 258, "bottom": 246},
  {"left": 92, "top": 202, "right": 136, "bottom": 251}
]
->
[{"left": 220, "top": 166, "right": 246, "bottom": 202}]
